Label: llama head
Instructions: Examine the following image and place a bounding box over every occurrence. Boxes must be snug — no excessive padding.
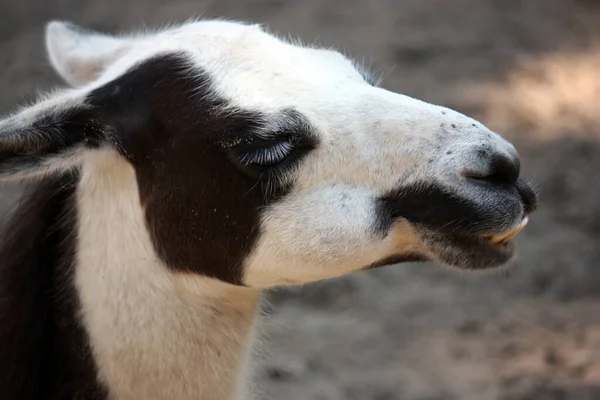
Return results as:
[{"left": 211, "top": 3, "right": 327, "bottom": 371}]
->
[{"left": 0, "top": 20, "right": 536, "bottom": 287}]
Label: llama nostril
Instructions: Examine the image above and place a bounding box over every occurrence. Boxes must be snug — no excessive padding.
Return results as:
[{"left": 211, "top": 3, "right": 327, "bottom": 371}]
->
[{"left": 464, "top": 153, "right": 520, "bottom": 186}]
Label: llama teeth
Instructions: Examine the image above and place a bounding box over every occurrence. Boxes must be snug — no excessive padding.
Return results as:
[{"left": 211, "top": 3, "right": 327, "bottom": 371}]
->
[{"left": 485, "top": 217, "right": 529, "bottom": 244}]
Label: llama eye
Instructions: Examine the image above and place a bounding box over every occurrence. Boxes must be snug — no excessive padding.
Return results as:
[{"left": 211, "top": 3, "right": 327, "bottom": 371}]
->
[
  {"left": 237, "top": 141, "right": 294, "bottom": 168},
  {"left": 227, "top": 129, "right": 317, "bottom": 178}
]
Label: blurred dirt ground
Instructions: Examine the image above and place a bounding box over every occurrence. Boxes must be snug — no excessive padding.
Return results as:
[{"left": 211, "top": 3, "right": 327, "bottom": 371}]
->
[{"left": 1, "top": 1, "right": 600, "bottom": 399}]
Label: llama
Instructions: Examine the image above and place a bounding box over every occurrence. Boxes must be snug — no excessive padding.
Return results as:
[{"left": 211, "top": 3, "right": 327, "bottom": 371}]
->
[{"left": 0, "top": 20, "right": 537, "bottom": 400}]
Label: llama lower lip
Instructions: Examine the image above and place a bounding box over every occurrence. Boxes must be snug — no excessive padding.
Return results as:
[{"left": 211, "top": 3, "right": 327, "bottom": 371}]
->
[
  {"left": 469, "top": 233, "right": 516, "bottom": 265},
  {"left": 481, "top": 216, "right": 529, "bottom": 244},
  {"left": 417, "top": 226, "right": 517, "bottom": 270}
]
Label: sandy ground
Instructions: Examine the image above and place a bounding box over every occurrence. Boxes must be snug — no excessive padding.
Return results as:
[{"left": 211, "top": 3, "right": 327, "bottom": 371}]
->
[{"left": 1, "top": 0, "right": 600, "bottom": 399}]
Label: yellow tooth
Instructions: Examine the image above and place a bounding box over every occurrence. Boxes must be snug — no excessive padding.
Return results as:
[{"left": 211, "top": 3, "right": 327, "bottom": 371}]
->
[{"left": 486, "top": 217, "right": 529, "bottom": 244}]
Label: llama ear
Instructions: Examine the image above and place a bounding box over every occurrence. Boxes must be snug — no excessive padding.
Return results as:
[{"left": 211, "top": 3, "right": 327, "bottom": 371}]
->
[
  {"left": 45, "top": 21, "right": 132, "bottom": 87},
  {"left": 0, "top": 91, "right": 104, "bottom": 181}
]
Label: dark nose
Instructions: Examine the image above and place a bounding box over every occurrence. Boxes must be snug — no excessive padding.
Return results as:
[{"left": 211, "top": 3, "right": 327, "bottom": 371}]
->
[{"left": 464, "top": 152, "right": 520, "bottom": 186}]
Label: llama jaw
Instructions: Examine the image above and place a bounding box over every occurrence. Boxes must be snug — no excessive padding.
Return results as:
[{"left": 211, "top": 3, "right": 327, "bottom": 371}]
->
[
  {"left": 411, "top": 213, "right": 533, "bottom": 270},
  {"left": 482, "top": 216, "right": 529, "bottom": 245}
]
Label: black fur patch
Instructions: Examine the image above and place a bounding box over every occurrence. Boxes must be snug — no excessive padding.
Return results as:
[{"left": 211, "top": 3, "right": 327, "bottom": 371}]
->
[
  {"left": 0, "top": 174, "right": 107, "bottom": 400},
  {"left": 377, "top": 182, "right": 489, "bottom": 236},
  {"left": 87, "top": 53, "right": 317, "bottom": 284},
  {"left": 377, "top": 179, "right": 536, "bottom": 237}
]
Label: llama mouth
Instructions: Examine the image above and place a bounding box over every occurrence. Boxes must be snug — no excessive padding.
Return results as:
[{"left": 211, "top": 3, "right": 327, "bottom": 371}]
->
[
  {"left": 417, "top": 216, "right": 531, "bottom": 270},
  {"left": 439, "top": 233, "right": 516, "bottom": 270},
  {"left": 454, "top": 216, "right": 530, "bottom": 266}
]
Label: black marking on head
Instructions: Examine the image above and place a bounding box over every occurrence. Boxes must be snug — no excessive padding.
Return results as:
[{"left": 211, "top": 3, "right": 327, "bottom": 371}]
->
[
  {"left": 377, "top": 182, "right": 487, "bottom": 236},
  {"left": 87, "top": 53, "right": 317, "bottom": 285},
  {"left": 376, "top": 178, "right": 538, "bottom": 270},
  {"left": 376, "top": 180, "right": 526, "bottom": 237},
  {"left": 0, "top": 174, "right": 107, "bottom": 399}
]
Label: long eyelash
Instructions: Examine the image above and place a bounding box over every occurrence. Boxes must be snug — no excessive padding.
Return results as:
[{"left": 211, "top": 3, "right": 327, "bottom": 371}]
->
[{"left": 239, "top": 141, "right": 294, "bottom": 166}]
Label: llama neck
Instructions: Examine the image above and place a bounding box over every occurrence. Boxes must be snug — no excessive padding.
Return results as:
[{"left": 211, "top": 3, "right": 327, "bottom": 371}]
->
[{"left": 74, "top": 152, "right": 262, "bottom": 400}]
